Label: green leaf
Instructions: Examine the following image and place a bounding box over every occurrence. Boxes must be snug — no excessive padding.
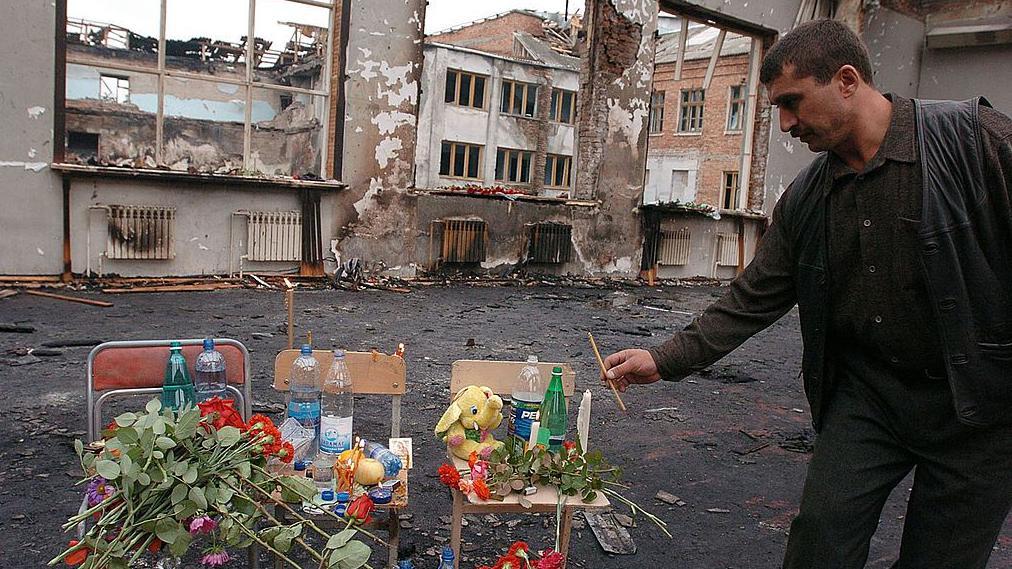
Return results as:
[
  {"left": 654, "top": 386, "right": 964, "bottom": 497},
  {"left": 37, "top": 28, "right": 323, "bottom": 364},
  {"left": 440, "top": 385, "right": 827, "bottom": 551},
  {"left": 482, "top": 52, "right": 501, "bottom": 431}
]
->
[
  {"left": 189, "top": 486, "right": 208, "bottom": 509},
  {"left": 155, "top": 436, "right": 176, "bottom": 450},
  {"left": 155, "top": 518, "right": 180, "bottom": 544},
  {"left": 216, "top": 485, "right": 234, "bottom": 504},
  {"left": 119, "top": 454, "right": 134, "bottom": 479},
  {"left": 152, "top": 417, "right": 166, "bottom": 435},
  {"left": 174, "top": 499, "right": 198, "bottom": 519},
  {"left": 277, "top": 475, "right": 317, "bottom": 503},
  {"left": 113, "top": 426, "right": 139, "bottom": 446},
  {"left": 182, "top": 464, "right": 198, "bottom": 484},
  {"left": 171, "top": 483, "right": 188, "bottom": 504},
  {"left": 145, "top": 399, "right": 162, "bottom": 414},
  {"left": 274, "top": 532, "right": 295, "bottom": 553},
  {"left": 172, "top": 461, "right": 189, "bottom": 477},
  {"left": 114, "top": 412, "right": 138, "bottom": 428},
  {"left": 217, "top": 426, "right": 241, "bottom": 447},
  {"left": 325, "top": 529, "right": 357, "bottom": 550},
  {"left": 329, "top": 540, "right": 372, "bottom": 569},
  {"left": 136, "top": 472, "right": 151, "bottom": 486},
  {"left": 168, "top": 530, "right": 192, "bottom": 557},
  {"left": 174, "top": 408, "right": 200, "bottom": 439},
  {"left": 95, "top": 459, "right": 121, "bottom": 480},
  {"left": 237, "top": 461, "right": 251, "bottom": 479},
  {"left": 74, "top": 439, "right": 84, "bottom": 456}
]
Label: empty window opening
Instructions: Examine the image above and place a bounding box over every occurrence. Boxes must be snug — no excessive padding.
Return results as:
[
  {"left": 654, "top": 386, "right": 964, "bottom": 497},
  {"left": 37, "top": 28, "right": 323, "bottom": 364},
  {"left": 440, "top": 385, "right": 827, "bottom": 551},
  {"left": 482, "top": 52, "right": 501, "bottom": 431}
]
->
[
  {"left": 649, "top": 91, "right": 665, "bottom": 133},
  {"left": 678, "top": 88, "right": 705, "bottom": 132},
  {"left": 501, "top": 79, "right": 537, "bottom": 117},
  {"left": 440, "top": 141, "right": 483, "bottom": 179},
  {"left": 549, "top": 88, "right": 576, "bottom": 124},
  {"left": 99, "top": 74, "right": 130, "bottom": 103},
  {"left": 495, "top": 148, "right": 533, "bottom": 183},
  {"left": 544, "top": 154, "right": 572, "bottom": 188},
  {"left": 445, "top": 69, "right": 488, "bottom": 109}
]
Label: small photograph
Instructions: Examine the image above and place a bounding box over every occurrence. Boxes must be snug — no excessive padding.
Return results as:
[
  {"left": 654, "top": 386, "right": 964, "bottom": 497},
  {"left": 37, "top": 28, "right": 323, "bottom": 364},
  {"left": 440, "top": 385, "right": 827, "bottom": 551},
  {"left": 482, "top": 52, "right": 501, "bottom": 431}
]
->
[{"left": 389, "top": 437, "right": 413, "bottom": 469}]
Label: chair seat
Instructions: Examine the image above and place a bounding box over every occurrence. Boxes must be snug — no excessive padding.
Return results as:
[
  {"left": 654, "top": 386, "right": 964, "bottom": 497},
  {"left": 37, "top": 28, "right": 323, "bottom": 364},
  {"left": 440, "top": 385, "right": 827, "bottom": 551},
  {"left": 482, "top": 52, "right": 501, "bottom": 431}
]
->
[{"left": 449, "top": 454, "right": 610, "bottom": 512}]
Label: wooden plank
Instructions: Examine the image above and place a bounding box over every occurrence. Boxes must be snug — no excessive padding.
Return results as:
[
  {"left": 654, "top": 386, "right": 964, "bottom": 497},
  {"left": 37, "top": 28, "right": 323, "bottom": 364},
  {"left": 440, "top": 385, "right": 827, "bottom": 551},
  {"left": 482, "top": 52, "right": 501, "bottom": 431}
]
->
[
  {"left": 450, "top": 454, "right": 610, "bottom": 509},
  {"left": 702, "top": 28, "right": 726, "bottom": 91},
  {"left": 674, "top": 17, "right": 688, "bottom": 81},
  {"left": 24, "top": 290, "right": 113, "bottom": 307},
  {"left": 450, "top": 360, "right": 576, "bottom": 397},
  {"left": 273, "top": 349, "right": 406, "bottom": 395},
  {"left": 0, "top": 290, "right": 18, "bottom": 300},
  {"left": 450, "top": 488, "right": 463, "bottom": 569},
  {"left": 584, "top": 512, "right": 636, "bottom": 554},
  {"left": 0, "top": 275, "right": 61, "bottom": 282},
  {"left": 101, "top": 283, "right": 242, "bottom": 294}
]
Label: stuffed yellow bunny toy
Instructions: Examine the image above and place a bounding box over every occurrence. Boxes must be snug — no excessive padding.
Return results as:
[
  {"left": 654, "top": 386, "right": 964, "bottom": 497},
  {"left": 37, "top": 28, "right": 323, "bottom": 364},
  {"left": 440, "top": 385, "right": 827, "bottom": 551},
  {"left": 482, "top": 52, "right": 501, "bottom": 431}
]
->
[{"left": 434, "top": 385, "right": 505, "bottom": 460}]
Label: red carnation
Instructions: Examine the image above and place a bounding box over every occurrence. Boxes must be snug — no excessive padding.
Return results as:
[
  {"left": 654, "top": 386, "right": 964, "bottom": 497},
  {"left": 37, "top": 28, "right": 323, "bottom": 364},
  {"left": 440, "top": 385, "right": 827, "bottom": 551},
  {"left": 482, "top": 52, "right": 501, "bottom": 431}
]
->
[{"left": 437, "top": 463, "right": 461, "bottom": 488}]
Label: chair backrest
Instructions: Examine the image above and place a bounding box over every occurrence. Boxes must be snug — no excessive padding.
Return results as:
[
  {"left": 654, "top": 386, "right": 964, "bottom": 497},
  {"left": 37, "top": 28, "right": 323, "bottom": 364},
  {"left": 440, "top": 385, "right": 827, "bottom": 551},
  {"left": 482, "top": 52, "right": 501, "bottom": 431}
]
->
[
  {"left": 450, "top": 360, "right": 576, "bottom": 398},
  {"left": 273, "top": 349, "right": 407, "bottom": 437},
  {"left": 87, "top": 339, "right": 252, "bottom": 442}
]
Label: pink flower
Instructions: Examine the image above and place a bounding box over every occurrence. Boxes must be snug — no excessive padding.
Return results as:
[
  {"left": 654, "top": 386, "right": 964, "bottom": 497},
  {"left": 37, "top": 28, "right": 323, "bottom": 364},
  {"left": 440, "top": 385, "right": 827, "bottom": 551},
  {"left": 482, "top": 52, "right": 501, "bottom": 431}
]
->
[
  {"left": 189, "top": 515, "right": 217, "bottom": 535},
  {"left": 200, "top": 549, "right": 231, "bottom": 567},
  {"left": 470, "top": 460, "right": 489, "bottom": 482},
  {"left": 457, "top": 479, "right": 473, "bottom": 494}
]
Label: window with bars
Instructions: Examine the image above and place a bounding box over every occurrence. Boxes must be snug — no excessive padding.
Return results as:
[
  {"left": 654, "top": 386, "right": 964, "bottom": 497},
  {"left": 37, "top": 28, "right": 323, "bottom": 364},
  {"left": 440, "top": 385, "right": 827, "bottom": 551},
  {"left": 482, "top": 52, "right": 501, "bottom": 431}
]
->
[
  {"left": 439, "top": 141, "right": 483, "bottom": 179},
  {"left": 649, "top": 91, "right": 665, "bottom": 133},
  {"left": 445, "top": 69, "right": 487, "bottom": 109},
  {"left": 549, "top": 88, "right": 576, "bottom": 124},
  {"left": 678, "top": 88, "right": 705, "bottom": 133},
  {"left": 727, "top": 85, "right": 746, "bottom": 131},
  {"left": 500, "top": 80, "right": 537, "bottom": 117},
  {"left": 99, "top": 74, "right": 130, "bottom": 103},
  {"left": 722, "top": 171, "right": 740, "bottom": 210},
  {"left": 495, "top": 148, "right": 533, "bottom": 183},
  {"left": 544, "top": 154, "right": 572, "bottom": 188}
]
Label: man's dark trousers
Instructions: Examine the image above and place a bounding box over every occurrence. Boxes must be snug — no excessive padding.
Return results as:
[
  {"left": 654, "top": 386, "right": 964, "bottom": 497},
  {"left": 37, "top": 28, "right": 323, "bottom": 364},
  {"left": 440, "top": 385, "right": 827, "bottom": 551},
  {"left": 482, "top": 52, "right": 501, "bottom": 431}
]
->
[{"left": 782, "top": 354, "right": 1012, "bottom": 568}]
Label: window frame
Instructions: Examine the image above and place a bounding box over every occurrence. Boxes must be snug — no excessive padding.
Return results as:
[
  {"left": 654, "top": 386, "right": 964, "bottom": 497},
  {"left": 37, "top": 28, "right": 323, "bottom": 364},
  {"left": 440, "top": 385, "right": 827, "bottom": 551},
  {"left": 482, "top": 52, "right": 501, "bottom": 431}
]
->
[
  {"left": 678, "top": 88, "right": 705, "bottom": 133},
  {"left": 544, "top": 153, "right": 573, "bottom": 188},
  {"left": 495, "top": 147, "right": 534, "bottom": 184},
  {"left": 726, "top": 84, "right": 746, "bottom": 132},
  {"left": 649, "top": 90, "right": 665, "bottom": 134},
  {"left": 99, "top": 74, "right": 130, "bottom": 103},
  {"left": 549, "top": 88, "right": 576, "bottom": 124},
  {"left": 721, "top": 170, "right": 740, "bottom": 210},
  {"left": 445, "top": 68, "right": 488, "bottom": 110},
  {"left": 59, "top": 1, "right": 337, "bottom": 179},
  {"left": 500, "top": 79, "right": 537, "bottom": 118},
  {"left": 439, "top": 141, "right": 484, "bottom": 180}
]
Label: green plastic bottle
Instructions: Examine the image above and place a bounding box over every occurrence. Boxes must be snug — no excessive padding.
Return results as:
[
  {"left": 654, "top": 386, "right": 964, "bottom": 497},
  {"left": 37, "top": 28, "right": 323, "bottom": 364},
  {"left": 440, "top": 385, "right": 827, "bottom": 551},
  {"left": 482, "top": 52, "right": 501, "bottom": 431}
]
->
[
  {"left": 537, "top": 366, "right": 567, "bottom": 452},
  {"left": 162, "top": 341, "right": 195, "bottom": 411}
]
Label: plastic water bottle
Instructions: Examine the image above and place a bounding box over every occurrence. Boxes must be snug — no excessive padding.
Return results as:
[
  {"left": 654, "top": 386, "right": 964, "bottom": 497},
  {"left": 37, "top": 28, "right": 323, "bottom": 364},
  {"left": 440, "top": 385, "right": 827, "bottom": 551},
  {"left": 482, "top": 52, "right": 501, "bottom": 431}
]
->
[
  {"left": 313, "top": 454, "right": 335, "bottom": 492},
  {"left": 161, "top": 341, "right": 195, "bottom": 411},
  {"left": 320, "top": 350, "right": 354, "bottom": 455},
  {"left": 361, "top": 439, "right": 402, "bottom": 477},
  {"left": 193, "top": 338, "right": 227, "bottom": 402},
  {"left": 287, "top": 345, "right": 322, "bottom": 456},
  {"left": 436, "top": 546, "right": 454, "bottom": 569},
  {"left": 507, "top": 355, "right": 544, "bottom": 457}
]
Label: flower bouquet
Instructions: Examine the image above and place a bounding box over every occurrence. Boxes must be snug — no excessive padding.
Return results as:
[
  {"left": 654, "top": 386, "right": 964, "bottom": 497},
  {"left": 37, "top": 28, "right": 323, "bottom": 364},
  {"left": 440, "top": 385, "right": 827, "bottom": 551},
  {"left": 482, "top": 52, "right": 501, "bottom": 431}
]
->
[
  {"left": 476, "top": 541, "right": 564, "bottom": 569},
  {"left": 50, "top": 398, "right": 380, "bottom": 569}
]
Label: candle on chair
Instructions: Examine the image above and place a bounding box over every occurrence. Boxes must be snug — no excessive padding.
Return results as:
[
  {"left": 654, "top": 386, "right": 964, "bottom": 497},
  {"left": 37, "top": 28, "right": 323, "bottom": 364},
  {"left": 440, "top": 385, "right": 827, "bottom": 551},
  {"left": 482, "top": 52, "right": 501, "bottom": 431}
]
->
[{"left": 577, "top": 390, "right": 592, "bottom": 452}]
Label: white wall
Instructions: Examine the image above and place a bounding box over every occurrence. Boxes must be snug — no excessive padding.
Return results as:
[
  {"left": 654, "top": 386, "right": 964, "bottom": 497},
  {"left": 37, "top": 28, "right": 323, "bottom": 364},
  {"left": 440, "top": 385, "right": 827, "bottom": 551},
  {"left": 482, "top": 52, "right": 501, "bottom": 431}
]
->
[{"left": 643, "top": 153, "right": 699, "bottom": 204}]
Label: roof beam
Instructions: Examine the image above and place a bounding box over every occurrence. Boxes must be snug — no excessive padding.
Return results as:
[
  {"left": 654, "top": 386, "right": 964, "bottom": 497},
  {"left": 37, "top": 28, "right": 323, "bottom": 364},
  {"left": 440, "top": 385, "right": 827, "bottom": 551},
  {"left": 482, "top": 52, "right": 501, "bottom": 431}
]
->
[
  {"left": 674, "top": 17, "right": 688, "bottom": 80},
  {"left": 702, "top": 28, "right": 725, "bottom": 90}
]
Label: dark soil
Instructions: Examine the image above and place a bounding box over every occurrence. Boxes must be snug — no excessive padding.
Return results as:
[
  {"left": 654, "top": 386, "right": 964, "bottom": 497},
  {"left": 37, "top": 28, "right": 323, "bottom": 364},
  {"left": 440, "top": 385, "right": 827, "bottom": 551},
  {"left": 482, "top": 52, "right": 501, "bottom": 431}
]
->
[{"left": 0, "top": 285, "right": 1008, "bottom": 568}]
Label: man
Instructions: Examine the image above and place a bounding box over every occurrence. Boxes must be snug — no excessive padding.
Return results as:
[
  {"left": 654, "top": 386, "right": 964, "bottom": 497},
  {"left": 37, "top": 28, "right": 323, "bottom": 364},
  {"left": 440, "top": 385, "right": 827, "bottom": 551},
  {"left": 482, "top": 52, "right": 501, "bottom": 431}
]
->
[{"left": 603, "top": 19, "right": 1011, "bottom": 569}]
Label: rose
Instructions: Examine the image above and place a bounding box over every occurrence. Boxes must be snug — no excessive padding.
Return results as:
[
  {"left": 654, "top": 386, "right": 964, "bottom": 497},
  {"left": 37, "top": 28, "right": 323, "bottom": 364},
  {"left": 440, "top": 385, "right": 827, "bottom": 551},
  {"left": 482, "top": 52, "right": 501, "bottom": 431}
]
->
[
  {"left": 535, "top": 549, "right": 565, "bottom": 569},
  {"left": 189, "top": 515, "right": 217, "bottom": 535},
  {"left": 63, "top": 540, "right": 89, "bottom": 566},
  {"left": 197, "top": 397, "right": 245, "bottom": 430},
  {"left": 346, "top": 495, "right": 375, "bottom": 525}
]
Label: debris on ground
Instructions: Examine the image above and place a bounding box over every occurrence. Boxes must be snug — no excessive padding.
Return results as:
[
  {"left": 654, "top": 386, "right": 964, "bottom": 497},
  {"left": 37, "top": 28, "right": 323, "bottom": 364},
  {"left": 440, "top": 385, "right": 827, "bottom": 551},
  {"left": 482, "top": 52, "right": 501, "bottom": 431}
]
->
[{"left": 584, "top": 512, "right": 636, "bottom": 555}]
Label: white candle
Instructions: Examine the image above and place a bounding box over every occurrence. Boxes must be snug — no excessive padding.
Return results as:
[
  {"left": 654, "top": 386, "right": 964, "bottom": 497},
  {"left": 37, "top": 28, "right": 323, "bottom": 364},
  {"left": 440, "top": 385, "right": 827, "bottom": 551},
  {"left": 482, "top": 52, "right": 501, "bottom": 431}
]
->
[
  {"left": 577, "top": 390, "right": 592, "bottom": 452},
  {"left": 528, "top": 421, "right": 540, "bottom": 450}
]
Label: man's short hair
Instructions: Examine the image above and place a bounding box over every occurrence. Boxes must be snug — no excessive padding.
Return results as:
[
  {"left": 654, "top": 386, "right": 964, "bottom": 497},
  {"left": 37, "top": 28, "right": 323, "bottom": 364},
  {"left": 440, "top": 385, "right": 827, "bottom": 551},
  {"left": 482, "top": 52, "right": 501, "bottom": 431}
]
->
[{"left": 759, "top": 19, "right": 874, "bottom": 86}]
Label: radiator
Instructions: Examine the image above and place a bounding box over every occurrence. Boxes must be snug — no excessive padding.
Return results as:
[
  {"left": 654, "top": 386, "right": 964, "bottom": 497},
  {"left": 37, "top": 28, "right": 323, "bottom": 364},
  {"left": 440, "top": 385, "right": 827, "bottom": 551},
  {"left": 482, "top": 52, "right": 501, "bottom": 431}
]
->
[
  {"left": 716, "top": 232, "right": 740, "bottom": 266},
  {"left": 658, "top": 229, "right": 690, "bottom": 266},
  {"left": 440, "top": 219, "right": 487, "bottom": 263},
  {"left": 527, "top": 222, "right": 572, "bottom": 264},
  {"left": 106, "top": 205, "right": 175, "bottom": 260},
  {"left": 247, "top": 211, "right": 302, "bottom": 262}
]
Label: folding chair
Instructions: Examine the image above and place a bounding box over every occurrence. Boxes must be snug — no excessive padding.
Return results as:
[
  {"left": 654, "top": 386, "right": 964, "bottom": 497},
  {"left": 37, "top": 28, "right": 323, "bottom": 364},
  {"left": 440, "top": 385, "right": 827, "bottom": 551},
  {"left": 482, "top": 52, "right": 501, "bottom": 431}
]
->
[
  {"left": 273, "top": 348, "right": 408, "bottom": 568},
  {"left": 446, "top": 360, "right": 610, "bottom": 569},
  {"left": 86, "top": 338, "right": 253, "bottom": 442}
]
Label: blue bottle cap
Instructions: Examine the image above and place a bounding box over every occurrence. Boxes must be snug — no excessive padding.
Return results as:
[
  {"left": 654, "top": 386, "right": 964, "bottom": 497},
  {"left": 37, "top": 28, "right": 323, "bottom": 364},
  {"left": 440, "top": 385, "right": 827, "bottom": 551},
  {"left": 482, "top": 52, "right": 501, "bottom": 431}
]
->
[
  {"left": 334, "top": 349, "right": 346, "bottom": 358},
  {"left": 368, "top": 487, "right": 392, "bottom": 504},
  {"left": 333, "top": 503, "right": 347, "bottom": 517},
  {"left": 440, "top": 546, "right": 454, "bottom": 560},
  {"left": 203, "top": 338, "right": 214, "bottom": 350},
  {"left": 336, "top": 491, "right": 350, "bottom": 503},
  {"left": 294, "top": 460, "right": 308, "bottom": 471},
  {"left": 321, "top": 489, "right": 334, "bottom": 501},
  {"left": 301, "top": 344, "right": 313, "bottom": 355}
]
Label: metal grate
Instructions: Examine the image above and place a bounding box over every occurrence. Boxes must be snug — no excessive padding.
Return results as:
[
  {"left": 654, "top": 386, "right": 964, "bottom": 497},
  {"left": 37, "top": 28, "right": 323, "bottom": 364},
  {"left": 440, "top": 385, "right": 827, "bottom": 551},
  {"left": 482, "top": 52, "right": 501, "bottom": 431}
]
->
[
  {"left": 658, "top": 228, "right": 691, "bottom": 266},
  {"left": 526, "top": 222, "right": 572, "bottom": 264},
  {"left": 106, "top": 205, "right": 175, "bottom": 260},
  {"left": 247, "top": 211, "right": 302, "bottom": 262},
  {"left": 716, "top": 232, "right": 740, "bottom": 266},
  {"left": 440, "top": 219, "right": 487, "bottom": 263}
]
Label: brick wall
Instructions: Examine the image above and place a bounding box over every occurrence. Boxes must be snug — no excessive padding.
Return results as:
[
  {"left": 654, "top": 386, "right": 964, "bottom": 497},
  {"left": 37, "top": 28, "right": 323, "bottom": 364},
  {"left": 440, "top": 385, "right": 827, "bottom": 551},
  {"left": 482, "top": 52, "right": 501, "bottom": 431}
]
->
[
  {"left": 428, "top": 11, "right": 546, "bottom": 57},
  {"left": 648, "top": 53, "right": 750, "bottom": 207}
]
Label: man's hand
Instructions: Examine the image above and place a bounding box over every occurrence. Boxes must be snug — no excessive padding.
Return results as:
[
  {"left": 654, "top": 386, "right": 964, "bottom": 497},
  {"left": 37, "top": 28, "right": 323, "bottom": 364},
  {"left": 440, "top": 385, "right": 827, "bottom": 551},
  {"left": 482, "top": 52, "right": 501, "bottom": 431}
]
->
[{"left": 601, "top": 349, "right": 661, "bottom": 392}]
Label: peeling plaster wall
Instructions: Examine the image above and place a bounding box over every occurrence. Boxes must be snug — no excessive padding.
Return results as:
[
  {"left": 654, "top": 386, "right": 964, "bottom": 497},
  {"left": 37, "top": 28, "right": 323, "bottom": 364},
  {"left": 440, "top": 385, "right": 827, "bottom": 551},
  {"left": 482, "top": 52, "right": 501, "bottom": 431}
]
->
[
  {"left": 575, "top": 0, "right": 658, "bottom": 274},
  {"left": 333, "top": 0, "right": 426, "bottom": 274},
  {"left": 0, "top": 0, "right": 64, "bottom": 275},
  {"left": 654, "top": 213, "right": 762, "bottom": 280},
  {"left": 863, "top": 6, "right": 924, "bottom": 98},
  {"left": 68, "top": 179, "right": 339, "bottom": 277}
]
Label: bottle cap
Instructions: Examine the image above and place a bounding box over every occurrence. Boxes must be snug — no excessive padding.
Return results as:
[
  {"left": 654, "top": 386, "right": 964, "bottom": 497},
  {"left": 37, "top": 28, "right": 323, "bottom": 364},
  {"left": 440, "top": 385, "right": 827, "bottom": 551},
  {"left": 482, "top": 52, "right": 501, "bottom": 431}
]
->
[
  {"left": 368, "top": 486, "right": 392, "bottom": 504},
  {"left": 321, "top": 489, "right": 334, "bottom": 501},
  {"left": 169, "top": 341, "right": 182, "bottom": 350},
  {"left": 334, "top": 349, "right": 346, "bottom": 358},
  {"left": 335, "top": 491, "right": 350, "bottom": 503},
  {"left": 294, "top": 460, "right": 308, "bottom": 471},
  {"left": 440, "top": 546, "right": 454, "bottom": 560},
  {"left": 333, "top": 503, "right": 347, "bottom": 517},
  {"left": 301, "top": 344, "right": 312, "bottom": 355},
  {"left": 552, "top": 366, "right": 563, "bottom": 374},
  {"left": 203, "top": 338, "right": 214, "bottom": 350},
  {"left": 527, "top": 355, "right": 538, "bottom": 363}
]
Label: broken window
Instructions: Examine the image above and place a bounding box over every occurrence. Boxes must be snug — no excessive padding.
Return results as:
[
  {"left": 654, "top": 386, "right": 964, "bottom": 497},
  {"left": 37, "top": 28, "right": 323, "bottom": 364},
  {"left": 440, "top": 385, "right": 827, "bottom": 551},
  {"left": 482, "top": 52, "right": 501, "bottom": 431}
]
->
[
  {"left": 99, "top": 74, "right": 130, "bottom": 103},
  {"left": 62, "top": 0, "right": 336, "bottom": 179},
  {"left": 549, "top": 88, "right": 576, "bottom": 124},
  {"left": 726, "top": 84, "right": 746, "bottom": 131},
  {"left": 649, "top": 91, "right": 665, "bottom": 133},
  {"left": 440, "top": 141, "right": 483, "bottom": 180},
  {"left": 722, "top": 171, "right": 739, "bottom": 209},
  {"left": 544, "top": 154, "right": 572, "bottom": 188},
  {"left": 501, "top": 80, "right": 537, "bottom": 117},
  {"left": 445, "top": 69, "right": 487, "bottom": 109},
  {"left": 67, "top": 131, "right": 99, "bottom": 161},
  {"left": 495, "top": 148, "right": 533, "bottom": 183},
  {"left": 678, "top": 88, "right": 705, "bottom": 132}
]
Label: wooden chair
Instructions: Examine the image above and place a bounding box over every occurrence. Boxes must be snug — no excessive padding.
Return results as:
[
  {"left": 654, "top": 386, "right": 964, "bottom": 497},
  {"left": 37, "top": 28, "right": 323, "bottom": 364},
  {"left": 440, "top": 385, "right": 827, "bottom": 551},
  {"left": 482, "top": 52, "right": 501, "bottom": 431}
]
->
[
  {"left": 447, "top": 360, "right": 610, "bottom": 569},
  {"left": 86, "top": 339, "right": 252, "bottom": 442},
  {"left": 273, "top": 349, "right": 407, "bottom": 568}
]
